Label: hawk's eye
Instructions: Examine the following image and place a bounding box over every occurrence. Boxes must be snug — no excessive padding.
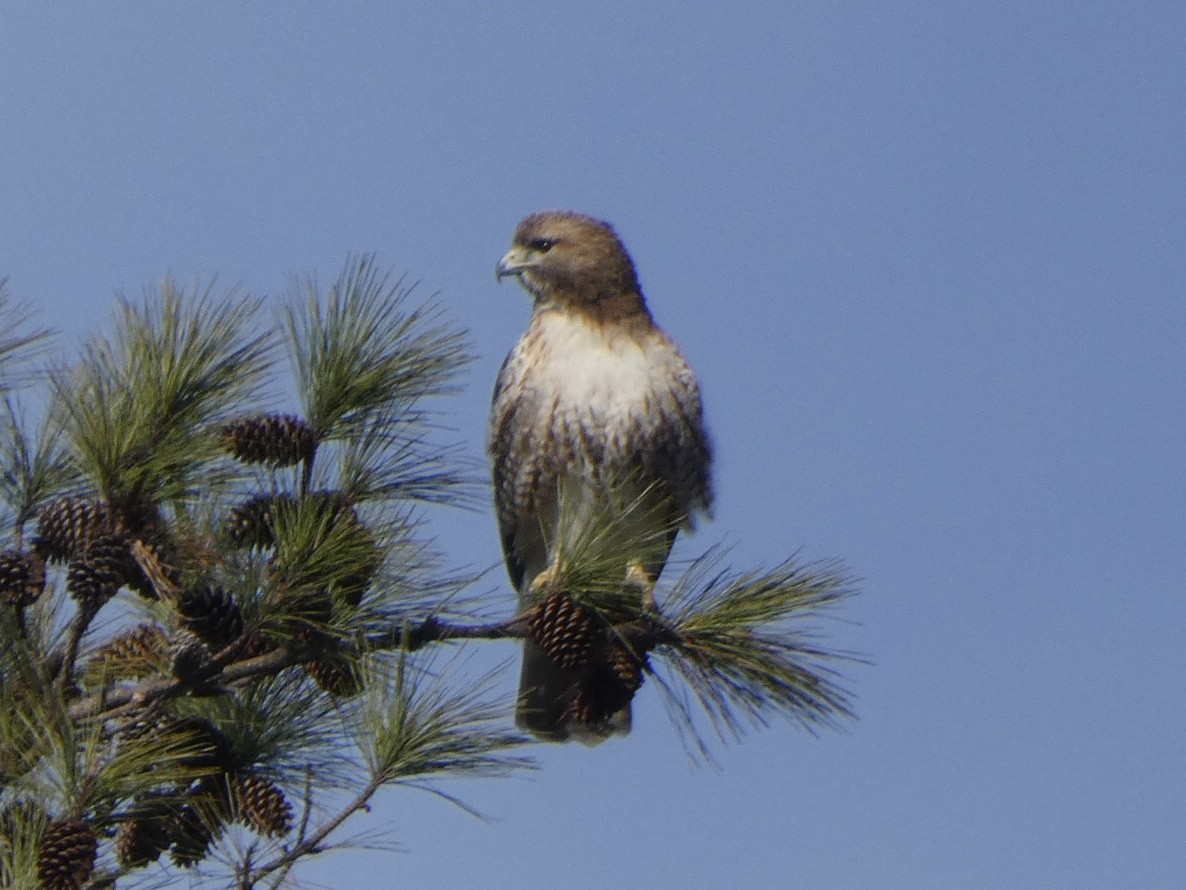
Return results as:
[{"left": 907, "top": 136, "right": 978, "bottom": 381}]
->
[{"left": 529, "top": 237, "right": 556, "bottom": 253}]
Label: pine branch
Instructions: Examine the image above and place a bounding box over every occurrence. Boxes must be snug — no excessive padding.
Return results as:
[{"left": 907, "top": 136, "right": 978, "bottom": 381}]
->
[
  {"left": 260, "top": 768, "right": 315, "bottom": 889},
  {"left": 283, "top": 254, "right": 472, "bottom": 443},
  {"left": 652, "top": 548, "right": 860, "bottom": 760},
  {"left": 51, "top": 279, "right": 273, "bottom": 504},
  {"left": 65, "top": 547, "right": 858, "bottom": 753},
  {"left": 67, "top": 615, "right": 525, "bottom": 724},
  {"left": 244, "top": 772, "right": 386, "bottom": 887},
  {"left": 57, "top": 602, "right": 101, "bottom": 695},
  {"left": 0, "top": 265, "right": 862, "bottom": 887},
  {"left": 0, "top": 280, "right": 53, "bottom": 391},
  {"left": 238, "top": 653, "right": 533, "bottom": 888}
]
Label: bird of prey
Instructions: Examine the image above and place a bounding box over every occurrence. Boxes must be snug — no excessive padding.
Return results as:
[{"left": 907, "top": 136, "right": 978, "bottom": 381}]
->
[{"left": 489, "top": 211, "right": 713, "bottom": 742}]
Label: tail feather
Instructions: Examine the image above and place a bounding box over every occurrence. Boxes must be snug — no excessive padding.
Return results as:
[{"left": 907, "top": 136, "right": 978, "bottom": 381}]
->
[{"left": 516, "top": 639, "right": 630, "bottom": 744}]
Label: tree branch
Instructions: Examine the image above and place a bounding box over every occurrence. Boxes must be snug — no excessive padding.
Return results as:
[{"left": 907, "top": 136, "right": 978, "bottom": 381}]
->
[
  {"left": 68, "top": 614, "right": 534, "bottom": 724},
  {"left": 67, "top": 609, "right": 682, "bottom": 730}
]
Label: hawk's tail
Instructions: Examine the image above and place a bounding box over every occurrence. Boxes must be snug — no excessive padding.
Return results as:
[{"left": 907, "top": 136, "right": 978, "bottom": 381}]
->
[{"left": 516, "top": 639, "right": 631, "bottom": 745}]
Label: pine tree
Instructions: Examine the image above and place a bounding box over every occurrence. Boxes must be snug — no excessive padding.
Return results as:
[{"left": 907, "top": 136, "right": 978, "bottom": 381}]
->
[{"left": 0, "top": 265, "right": 855, "bottom": 888}]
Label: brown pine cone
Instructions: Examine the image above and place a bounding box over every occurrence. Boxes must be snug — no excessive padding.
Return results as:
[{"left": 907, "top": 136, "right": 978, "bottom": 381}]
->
[
  {"left": 36, "top": 816, "right": 97, "bottom": 890},
  {"left": 231, "top": 769, "right": 293, "bottom": 837},
  {"left": 0, "top": 549, "right": 45, "bottom": 608},
  {"left": 527, "top": 592, "right": 597, "bottom": 670},
  {"left": 34, "top": 497, "right": 116, "bottom": 563},
  {"left": 221, "top": 413, "right": 317, "bottom": 467}
]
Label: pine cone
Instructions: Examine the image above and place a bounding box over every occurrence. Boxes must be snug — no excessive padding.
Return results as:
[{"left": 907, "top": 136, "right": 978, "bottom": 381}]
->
[
  {"left": 36, "top": 816, "right": 97, "bottom": 890},
  {"left": 609, "top": 640, "right": 647, "bottom": 695},
  {"left": 295, "top": 627, "right": 359, "bottom": 696},
  {"left": 169, "top": 777, "right": 232, "bottom": 868},
  {"left": 65, "top": 534, "right": 135, "bottom": 609},
  {"left": 223, "top": 493, "right": 290, "bottom": 550},
  {"left": 0, "top": 549, "right": 45, "bottom": 608},
  {"left": 304, "top": 654, "right": 362, "bottom": 697},
  {"left": 177, "top": 584, "right": 244, "bottom": 651},
  {"left": 565, "top": 646, "right": 646, "bottom": 732},
  {"left": 232, "top": 769, "right": 293, "bottom": 837},
  {"left": 114, "top": 812, "right": 172, "bottom": 868},
  {"left": 527, "top": 592, "right": 597, "bottom": 670},
  {"left": 34, "top": 497, "right": 117, "bottom": 563},
  {"left": 167, "top": 803, "right": 217, "bottom": 868},
  {"left": 221, "top": 413, "right": 317, "bottom": 467},
  {"left": 89, "top": 623, "right": 169, "bottom": 680},
  {"left": 238, "top": 628, "right": 279, "bottom": 659},
  {"left": 170, "top": 629, "right": 215, "bottom": 682}
]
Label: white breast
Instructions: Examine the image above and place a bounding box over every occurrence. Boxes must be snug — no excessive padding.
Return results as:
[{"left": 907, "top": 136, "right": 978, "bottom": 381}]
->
[{"left": 531, "top": 311, "right": 673, "bottom": 421}]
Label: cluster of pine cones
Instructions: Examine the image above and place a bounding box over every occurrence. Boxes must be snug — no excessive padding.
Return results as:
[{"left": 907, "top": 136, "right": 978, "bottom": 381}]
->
[
  {"left": 26, "top": 744, "right": 294, "bottom": 888},
  {"left": 0, "top": 413, "right": 381, "bottom": 885},
  {"left": 0, "top": 495, "right": 159, "bottom": 613},
  {"left": 109, "top": 719, "right": 294, "bottom": 872}
]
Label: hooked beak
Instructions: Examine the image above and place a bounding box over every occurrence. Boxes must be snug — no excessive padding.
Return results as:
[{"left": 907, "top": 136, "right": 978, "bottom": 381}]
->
[{"left": 495, "top": 246, "right": 534, "bottom": 282}]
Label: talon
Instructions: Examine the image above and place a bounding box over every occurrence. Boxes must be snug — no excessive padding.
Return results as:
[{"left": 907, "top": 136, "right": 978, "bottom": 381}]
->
[
  {"left": 625, "top": 559, "right": 657, "bottom": 611},
  {"left": 530, "top": 564, "right": 560, "bottom": 597}
]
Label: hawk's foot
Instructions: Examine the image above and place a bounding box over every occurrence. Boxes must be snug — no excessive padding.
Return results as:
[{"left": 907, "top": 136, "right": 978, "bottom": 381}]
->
[
  {"left": 624, "top": 559, "right": 658, "bottom": 611},
  {"left": 529, "top": 564, "right": 561, "bottom": 598}
]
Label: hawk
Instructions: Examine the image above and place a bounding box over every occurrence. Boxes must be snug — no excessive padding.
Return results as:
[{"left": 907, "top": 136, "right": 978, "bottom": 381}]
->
[{"left": 490, "top": 211, "right": 713, "bottom": 742}]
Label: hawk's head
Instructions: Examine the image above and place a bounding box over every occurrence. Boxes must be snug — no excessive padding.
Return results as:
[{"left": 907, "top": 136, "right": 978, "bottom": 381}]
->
[{"left": 496, "top": 211, "right": 645, "bottom": 316}]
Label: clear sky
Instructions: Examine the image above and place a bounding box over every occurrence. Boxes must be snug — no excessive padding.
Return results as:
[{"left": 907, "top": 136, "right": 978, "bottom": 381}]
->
[{"left": 2, "top": 3, "right": 1183, "bottom": 888}]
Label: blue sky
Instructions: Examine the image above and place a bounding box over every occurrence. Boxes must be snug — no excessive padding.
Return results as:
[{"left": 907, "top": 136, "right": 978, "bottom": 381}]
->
[{"left": 2, "top": 3, "right": 1183, "bottom": 888}]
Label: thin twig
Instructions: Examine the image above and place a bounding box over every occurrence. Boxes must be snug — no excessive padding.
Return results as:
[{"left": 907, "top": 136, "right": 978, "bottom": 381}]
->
[
  {"left": 266, "top": 767, "right": 317, "bottom": 890},
  {"left": 296, "top": 766, "right": 315, "bottom": 843},
  {"left": 248, "top": 774, "right": 386, "bottom": 885},
  {"left": 57, "top": 601, "right": 99, "bottom": 693}
]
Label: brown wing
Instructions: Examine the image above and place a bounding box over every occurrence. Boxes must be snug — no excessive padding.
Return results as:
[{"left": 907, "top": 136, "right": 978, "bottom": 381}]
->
[{"left": 488, "top": 344, "right": 548, "bottom": 594}]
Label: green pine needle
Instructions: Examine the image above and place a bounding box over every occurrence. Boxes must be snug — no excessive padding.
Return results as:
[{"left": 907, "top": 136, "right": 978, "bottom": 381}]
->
[
  {"left": 0, "top": 397, "right": 80, "bottom": 534},
  {"left": 333, "top": 414, "right": 482, "bottom": 508},
  {"left": 0, "top": 281, "right": 53, "bottom": 391},
  {"left": 0, "top": 797, "right": 48, "bottom": 890},
  {"left": 52, "top": 278, "right": 273, "bottom": 503},
  {"left": 283, "top": 254, "right": 472, "bottom": 442},
  {"left": 0, "top": 634, "right": 53, "bottom": 788},
  {"left": 358, "top": 652, "right": 533, "bottom": 788},
  {"left": 0, "top": 264, "right": 865, "bottom": 881},
  {"left": 654, "top": 547, "right": 859, "bottom": 758},
  {"left": 172, "top": 672, "right": 349, "bottom": 784},
  {"left": 536, "top": 480, "right": 685, "bottom": 616},
  {"left": 263, "top": 492, "right": 380, "bottom": 623},
  {"left": 2, "top": 648, "right": 207, "bottom": 817}
]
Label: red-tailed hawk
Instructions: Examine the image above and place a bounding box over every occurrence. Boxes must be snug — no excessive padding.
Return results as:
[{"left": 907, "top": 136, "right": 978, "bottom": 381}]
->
[{"left": 490, "top": 211, "right": 712, "bottom": 742}]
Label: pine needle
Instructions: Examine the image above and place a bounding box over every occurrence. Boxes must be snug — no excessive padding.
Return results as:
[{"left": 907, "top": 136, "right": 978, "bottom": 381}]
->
[
  {"left": 653, "top": 547, "right": 859, "bottom": 759},
  {"left": 51, "top": 279, "right": 273, "bottom": 503},
  {"left": 0, "top": 281, "right": 53, "bottom": 391},
  {"left": 283, "top": 254, "right": 472, "bottom": 442},
  {"left": 333, "top": 414, "right": 482, "bottom": 508},
  {"left": 172, "top": 671, "right": 350, "bottom": 785},
  {"left": 0, "top": 397, "right": 80, "bottom": 536},
  {"left": 358, "top": 651, "right": 533, "bottom": 788},
  {"left": 539, "top": 479, "right": 684, "bottom": 616}
]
